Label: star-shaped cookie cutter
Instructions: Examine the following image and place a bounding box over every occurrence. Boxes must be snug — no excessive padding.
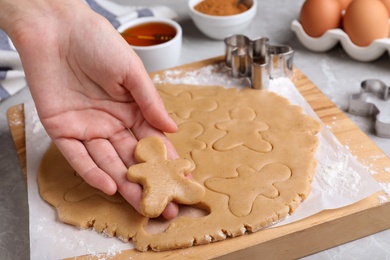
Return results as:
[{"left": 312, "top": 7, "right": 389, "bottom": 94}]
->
[{"left": 348, "top": 79, "right": 390, "bottom": 138}]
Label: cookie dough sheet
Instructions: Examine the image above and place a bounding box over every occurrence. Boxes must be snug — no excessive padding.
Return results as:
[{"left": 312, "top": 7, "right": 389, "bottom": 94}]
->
[{"left": 25, "top": 78, "right": 380, "bottom": 259}]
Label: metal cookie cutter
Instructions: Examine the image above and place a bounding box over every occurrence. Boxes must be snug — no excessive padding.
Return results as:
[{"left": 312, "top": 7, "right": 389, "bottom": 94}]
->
[
  {"left": 348, "top": 79, "right": 390, "bottom": 138},
  {"left": 268, "top": 45, "right": 294, "bottom": 79},
  {"left": 224, "top": 34, "right": 294, "bottom": 89},
  {"left": 224, "top": 34, "right": 254, "bottom": 78}
]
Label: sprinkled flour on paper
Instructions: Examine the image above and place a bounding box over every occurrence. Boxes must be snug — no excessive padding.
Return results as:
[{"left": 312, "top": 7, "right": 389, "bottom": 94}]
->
[
  {"left": 378, "top": 182, "right": 390, "bottom": 204},
  {"left": 316, "top": 153, "right": 362, "bottom": 198},
  {"left": 378, "top": 195, "right": 388, "bottom": 204},
  {"left": 379, "top": 182, "right": 390, "bottom": 196},
  {"left": 152, "top": 63, "right": 251, "bottom": 88}
]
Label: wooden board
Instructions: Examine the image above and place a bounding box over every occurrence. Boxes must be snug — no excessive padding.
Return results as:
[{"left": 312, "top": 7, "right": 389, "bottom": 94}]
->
[{"left": 7, "top": 56, "right": 390, "bottom": 259}]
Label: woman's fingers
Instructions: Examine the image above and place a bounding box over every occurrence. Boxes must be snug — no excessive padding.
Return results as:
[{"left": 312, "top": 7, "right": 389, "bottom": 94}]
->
[
  {"left": 124, "top": 64, "right": 178, "bottom": 134},
  {"left": 54, "top": 138, "right": 117, "bottom": 195},
  {"left": 130, "top": 118, "right": 179, "bottom": 160}
]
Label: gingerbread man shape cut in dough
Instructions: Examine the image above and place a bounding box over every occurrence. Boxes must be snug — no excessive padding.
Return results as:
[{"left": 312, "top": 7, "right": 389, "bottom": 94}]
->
[
  {"left": 160, "top": 91, "right": 218, "bottom": 119},
  {"left": 166, "top": 122, "right": 207, "bottom": 159},
  {"left": 64, "top": 181, "right": 125, "bottom": 203},
  {"left": 205, "top": 163, "right": 291, "bottom": 217},
  {"left": 213, "top": 107, "right": 272, "bottom": 152},
  {"left": 127, "top": 136, "right": 206, "bottom": 218}
]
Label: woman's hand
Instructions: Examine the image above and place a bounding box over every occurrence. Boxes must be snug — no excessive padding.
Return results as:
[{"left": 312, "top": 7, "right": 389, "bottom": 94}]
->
[{"left": 1, "top": 0, "right": 180, "bottom": 219}]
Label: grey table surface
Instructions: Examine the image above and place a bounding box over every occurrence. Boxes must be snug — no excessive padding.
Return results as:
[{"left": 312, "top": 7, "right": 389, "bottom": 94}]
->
[{"left": 1, "top": 0, "right": 390, "bottom": 259}]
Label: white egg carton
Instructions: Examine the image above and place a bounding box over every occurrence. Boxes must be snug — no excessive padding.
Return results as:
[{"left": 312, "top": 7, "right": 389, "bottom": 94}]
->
[{"left": 291, "top": 19, "right": 390, "bottom": 62}]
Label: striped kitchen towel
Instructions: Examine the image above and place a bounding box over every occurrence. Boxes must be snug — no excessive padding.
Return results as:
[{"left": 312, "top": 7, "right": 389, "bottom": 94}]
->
[{"left": 0, "top": 0, "right": 178, "bottom": 102}]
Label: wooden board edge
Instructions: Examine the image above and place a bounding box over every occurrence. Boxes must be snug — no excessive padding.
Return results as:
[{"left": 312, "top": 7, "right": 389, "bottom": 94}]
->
[
  {"left": 70, "top": 202, "right": 390, "bottom": 259},
  {"left": 6, "top": 104, "right": 26, "bottom": 180}
]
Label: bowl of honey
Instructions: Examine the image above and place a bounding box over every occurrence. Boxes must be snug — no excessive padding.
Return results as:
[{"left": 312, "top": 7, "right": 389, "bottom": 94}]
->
[
  {"left": 188, "top": 0, "right": 257, "bottom": 40},
  {"left": 118, "top": 17, "right": 182, "bottom": 72}
]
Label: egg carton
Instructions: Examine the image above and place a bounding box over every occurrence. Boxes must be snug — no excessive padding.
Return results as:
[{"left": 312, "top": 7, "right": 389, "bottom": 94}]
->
[
  {"left": 348, "top": 79, "right": 390, "bottom": 138},
  {"left": 291, "top": 20, "right": 390, "bottom": 62}
]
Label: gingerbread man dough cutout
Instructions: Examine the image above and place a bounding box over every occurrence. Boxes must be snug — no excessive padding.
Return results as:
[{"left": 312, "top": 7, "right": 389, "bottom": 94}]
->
[
  {"left": 127, "top": 136, "right": 205, "bottom": 218},
  {"left": 213, "top": 107, "right": 272, "bottom": 152}
]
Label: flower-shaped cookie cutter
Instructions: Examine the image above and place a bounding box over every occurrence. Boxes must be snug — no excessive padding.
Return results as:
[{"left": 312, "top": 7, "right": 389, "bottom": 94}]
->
[
  {"left": 348, "top": 79, "right": 390, "bottom": 138},
  {"left": 224, "top": 34, "right": 294, "bottom": 89}
]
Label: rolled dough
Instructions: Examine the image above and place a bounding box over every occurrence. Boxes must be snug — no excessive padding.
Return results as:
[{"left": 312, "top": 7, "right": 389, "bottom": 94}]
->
[{"left": 37, "top": 84, "right": 321, "bottom": 251}]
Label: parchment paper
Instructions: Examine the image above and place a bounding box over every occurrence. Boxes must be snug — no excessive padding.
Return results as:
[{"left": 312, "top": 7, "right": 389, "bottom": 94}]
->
[{"left": 25, "top": 77, "right": 381, "bottom": 260}]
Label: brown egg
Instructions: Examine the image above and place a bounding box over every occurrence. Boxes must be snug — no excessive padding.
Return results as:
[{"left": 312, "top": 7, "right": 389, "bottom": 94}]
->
[
  {"left": 339, "top": 0, "right": 354, "bottom": 10},
  {"left": 343, "top": 0, "right": 389, "bottom": 47},
  {"left": 299, "top": 0, "right": 342, "bottom": 37}
]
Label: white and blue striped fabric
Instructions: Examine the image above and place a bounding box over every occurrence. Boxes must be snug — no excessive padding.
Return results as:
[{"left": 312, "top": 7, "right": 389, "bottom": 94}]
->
[{"left": 0, "top": 0, "right": 177, "bottom": 102}]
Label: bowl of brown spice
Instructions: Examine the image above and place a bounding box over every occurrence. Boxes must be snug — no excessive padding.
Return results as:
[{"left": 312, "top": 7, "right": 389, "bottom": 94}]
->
[{"left": 188, "top": 0, "right": 257, "bottom": 40}]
